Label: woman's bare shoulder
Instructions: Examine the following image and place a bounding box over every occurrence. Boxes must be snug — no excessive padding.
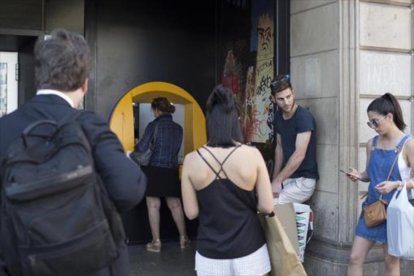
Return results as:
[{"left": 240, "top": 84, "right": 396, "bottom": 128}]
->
[
  {"left": 238, "top": 144, "right": 262, "bottom": 155},
  {"left": 183, "top": 150, "right": 199, "bottom": 162},
  {"left": 404, "top": 136, "right": 414, "bottom": 151}
]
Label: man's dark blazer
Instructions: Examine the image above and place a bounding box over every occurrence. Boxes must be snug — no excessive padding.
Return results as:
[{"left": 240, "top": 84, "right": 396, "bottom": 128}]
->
[{"left": 0, "top": 94, "right": 147, "bottom": 276}]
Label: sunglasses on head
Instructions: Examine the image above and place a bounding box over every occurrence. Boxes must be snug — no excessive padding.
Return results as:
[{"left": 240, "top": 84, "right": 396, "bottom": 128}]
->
[{"left": 270, "top": 74, "right": 290, "bottom": 90}]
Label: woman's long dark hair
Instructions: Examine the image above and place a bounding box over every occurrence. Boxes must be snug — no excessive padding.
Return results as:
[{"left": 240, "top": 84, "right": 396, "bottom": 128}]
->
[
  {"left": 367, "top": 93, "right": 406, "bottom": 131},
  {"left": 206, "top": 85, "right": 243, "bottom": 148}
]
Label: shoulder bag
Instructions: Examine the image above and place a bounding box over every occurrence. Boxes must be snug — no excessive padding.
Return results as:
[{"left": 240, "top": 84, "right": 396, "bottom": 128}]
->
[{"left": 130, "top": 124, "right": 158, "bottom": 166}]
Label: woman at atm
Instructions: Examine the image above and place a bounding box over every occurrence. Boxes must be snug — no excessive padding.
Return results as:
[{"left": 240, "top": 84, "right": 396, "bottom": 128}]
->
[{"left": 135, "top": 97, "right": 189, "bottom": 252}]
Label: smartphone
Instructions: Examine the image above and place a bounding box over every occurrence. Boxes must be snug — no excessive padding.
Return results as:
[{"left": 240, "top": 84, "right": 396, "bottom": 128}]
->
[{"left": 341, "top": 169, "right": 361, "bottom": 180}]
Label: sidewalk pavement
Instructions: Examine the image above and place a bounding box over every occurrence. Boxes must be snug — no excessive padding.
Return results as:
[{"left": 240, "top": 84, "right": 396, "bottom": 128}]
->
[{"left": 129, "top": 240, "right": 196, "bottom": 276}]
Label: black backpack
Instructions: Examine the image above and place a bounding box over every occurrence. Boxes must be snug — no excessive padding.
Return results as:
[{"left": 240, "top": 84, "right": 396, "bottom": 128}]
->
[{"left": 0, "top": 111, "right": 125, "bottom": 276}]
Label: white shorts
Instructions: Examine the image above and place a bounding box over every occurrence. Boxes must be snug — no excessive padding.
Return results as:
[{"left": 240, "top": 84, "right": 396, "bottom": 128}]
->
[
  {"left": 195, "top": 244, "right": 271, "bottom": 276},
  {"left": 278, "top": 177, "right": 316, "bottom": 204}
]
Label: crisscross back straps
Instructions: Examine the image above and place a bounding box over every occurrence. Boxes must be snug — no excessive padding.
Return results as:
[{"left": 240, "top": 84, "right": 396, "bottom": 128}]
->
[{"left": 196, "top": 145, "right": 241, "bottom": 179}]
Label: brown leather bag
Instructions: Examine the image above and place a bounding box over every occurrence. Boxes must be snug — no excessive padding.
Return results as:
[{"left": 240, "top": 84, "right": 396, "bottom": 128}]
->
[{"left": 363, "top": 198, "right": 387, "bottom": 227}]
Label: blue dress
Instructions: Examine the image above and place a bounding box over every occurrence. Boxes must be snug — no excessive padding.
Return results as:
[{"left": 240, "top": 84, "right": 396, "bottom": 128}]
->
[{"left": 355, "top": 135, "right": 410, "bottom": 244}]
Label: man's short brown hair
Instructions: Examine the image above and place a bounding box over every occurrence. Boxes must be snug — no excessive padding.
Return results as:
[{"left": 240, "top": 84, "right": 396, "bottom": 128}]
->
[{"left": 270, "top": 74, "right": 292, "bottom": 96}]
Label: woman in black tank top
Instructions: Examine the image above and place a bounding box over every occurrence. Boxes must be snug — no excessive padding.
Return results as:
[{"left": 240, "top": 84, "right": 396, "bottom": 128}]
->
[{"left": 181, "top": 85, "right": 273, "bottom": 275}]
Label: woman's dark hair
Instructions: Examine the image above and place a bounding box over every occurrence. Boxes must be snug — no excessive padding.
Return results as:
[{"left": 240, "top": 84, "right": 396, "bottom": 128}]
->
[
  {"left": 367, "top": 93, "right": 406, "bottom": 131},
  {"left": 206, "top": 84, "right": 243, "bottom": 147},
  {"left": 151, "top": 97, "right": 175, "bottom": 113}
]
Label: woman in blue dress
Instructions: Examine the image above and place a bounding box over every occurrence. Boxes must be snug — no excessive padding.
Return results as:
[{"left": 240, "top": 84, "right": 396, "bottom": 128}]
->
[{"left": 345, "top": 93, "right": 414, "bottom": 276}]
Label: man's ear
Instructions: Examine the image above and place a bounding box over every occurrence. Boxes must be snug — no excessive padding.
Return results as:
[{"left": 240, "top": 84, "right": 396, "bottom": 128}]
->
[{"left": 81, "top": 79, "right": 89, "bottom": 94}]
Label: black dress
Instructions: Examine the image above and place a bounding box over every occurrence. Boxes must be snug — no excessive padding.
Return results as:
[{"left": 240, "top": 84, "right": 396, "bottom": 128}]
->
[{"left": 142, "top": 166, "right": 180, "bottom": 197}]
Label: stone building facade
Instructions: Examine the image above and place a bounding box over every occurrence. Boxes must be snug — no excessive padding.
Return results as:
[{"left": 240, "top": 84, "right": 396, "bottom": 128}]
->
[{"left": 290, "top": 0, "right": 414, "bottom": 274}]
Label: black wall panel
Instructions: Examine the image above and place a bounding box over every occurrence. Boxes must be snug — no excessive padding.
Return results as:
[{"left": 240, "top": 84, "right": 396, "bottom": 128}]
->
[
  {"left": 91, "top": 0, "right": 217, "bottom": 119},
  {"left": 86, "top": 0, "right": 220, "bottom": 243},
  {"left": 0, "top": 0, "right": 43, "bottom": 30},
  {"left": 18, "top": 38, "right": 37, "bottom": 105},
  {"left": 45, "top": 0, "right": 84, "bottom": 34}
]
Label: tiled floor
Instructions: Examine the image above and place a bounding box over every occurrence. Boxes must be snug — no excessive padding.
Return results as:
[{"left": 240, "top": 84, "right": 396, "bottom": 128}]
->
[{"left": 129, "top": 240, "right": 196, "bottom": 276}]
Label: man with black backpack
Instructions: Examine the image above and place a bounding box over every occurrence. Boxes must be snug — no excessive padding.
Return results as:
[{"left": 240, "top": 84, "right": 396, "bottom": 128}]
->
[{"left": 0, "top": 29, "right": 147, "bottom": 276}]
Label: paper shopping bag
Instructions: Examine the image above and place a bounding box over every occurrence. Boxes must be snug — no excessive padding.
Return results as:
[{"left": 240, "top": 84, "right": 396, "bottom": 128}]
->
[
  {"left": 274, "top": 203, "right": 300, "bottom": 256},
  {"left": 259, "top": 213, "right": 307, "bottom": 276}
]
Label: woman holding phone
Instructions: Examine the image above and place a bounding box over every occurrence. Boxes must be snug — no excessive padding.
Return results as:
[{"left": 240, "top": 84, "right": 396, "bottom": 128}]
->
[{"left": 344, "top": 93, "right": 414, "bottom": 276}]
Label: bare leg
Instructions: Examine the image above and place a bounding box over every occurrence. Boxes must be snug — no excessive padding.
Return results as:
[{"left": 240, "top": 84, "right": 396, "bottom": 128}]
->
[
  {"left": 146, "top": 197, "right": 161, "bottom": 241},
  {"left": 166, "top": 197, "right": 189, "bottom": 248},
  {"left": 347, "top": 236, "right": 375, "bottom": 276},
  {"left": 166, "top": 197, "right": 187, "bottom": 237},
  {"left": 383, "top": 245, "right": 400, "bottom": 276}
]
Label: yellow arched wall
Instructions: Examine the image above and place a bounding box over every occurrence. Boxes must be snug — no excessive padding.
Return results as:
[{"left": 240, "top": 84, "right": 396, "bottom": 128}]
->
[{"left": 109, "top": 81, "right": 206, "bottom": 157}]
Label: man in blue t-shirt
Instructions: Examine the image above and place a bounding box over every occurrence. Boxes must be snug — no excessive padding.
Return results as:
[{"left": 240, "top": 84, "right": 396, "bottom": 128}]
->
[{"left": 270, "top": 75, "right": 319, "bottom": 204}]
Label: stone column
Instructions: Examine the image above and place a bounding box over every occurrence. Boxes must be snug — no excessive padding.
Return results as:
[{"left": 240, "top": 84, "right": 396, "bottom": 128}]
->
[{"left": 290, "top": 0, "right": 414, "bottom": 274}]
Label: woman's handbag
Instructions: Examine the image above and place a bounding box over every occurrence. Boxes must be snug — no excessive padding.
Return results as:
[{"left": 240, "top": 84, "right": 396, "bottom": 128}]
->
[
  {"left": 362, "top": 140, "right": 403, "bottom": 228},
  {"left": 259, "top": 212, "right": 307, "bottom": 276},
  {"left": 130, "top": 124, "right": 158, "bottom": 166},
  {"left": 363, "top": 197, "right": 387, "bottom": 228},
  {"left": 387, "top": 181, "right": 414, "bottom": 260},
  {"left": 130, "top": 148, "right": 153, "bottom": 166}
]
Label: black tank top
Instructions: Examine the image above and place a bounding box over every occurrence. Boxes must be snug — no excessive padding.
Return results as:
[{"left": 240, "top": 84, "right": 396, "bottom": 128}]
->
[{"left": 195, "top": 146, "right": 266, "bottom": 259}]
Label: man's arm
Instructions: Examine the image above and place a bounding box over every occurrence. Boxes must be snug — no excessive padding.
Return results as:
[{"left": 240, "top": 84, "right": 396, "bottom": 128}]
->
[
  {"left": 81, "top": 112, "right": 147, "bottom": 213},
  {"left": 271, "top": 133, "right": 283, "bottom": 196},
  {"left": 272, "top": 133, "right": 283, "bottom": 179},
  {"left": 272, "top": 131, "right": 311, "bottom": 194}
]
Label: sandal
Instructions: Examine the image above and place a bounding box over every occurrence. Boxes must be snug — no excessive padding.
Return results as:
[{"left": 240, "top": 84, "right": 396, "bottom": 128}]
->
[
  {"left": 180, "top": 236, "right": 190, "bottom": 249},
  {"left": 146, "top": 239, "right": 161, "bottom": 253}
]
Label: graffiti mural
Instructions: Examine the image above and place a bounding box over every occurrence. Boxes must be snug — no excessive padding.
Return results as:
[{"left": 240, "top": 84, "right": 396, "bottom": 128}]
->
[
  {"left": 219, "top": 0, "right": 275, "bottom": 166},
  {"left": 250, "top": 14, "right": 274, "bottom": 143}
]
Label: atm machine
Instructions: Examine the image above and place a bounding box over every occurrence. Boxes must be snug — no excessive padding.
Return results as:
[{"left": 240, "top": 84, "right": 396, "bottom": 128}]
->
[{"left": 109, "top": 81, "right": 206, "bottom": 243}]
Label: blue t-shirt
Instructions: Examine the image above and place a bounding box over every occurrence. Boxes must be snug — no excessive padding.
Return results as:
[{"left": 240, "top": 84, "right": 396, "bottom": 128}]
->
[{"left": 274, "top": 105, "right": 319, "bottom": 180}]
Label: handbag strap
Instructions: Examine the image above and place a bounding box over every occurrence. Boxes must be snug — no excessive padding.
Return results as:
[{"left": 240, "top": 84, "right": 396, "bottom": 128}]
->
[
  {"left": 361, "top": 135, "right": 410, "bottom": 200},
  {"left": 378, "top": 135, "right": 409, "bottom": 200}
]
